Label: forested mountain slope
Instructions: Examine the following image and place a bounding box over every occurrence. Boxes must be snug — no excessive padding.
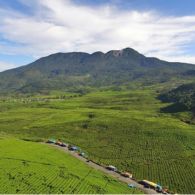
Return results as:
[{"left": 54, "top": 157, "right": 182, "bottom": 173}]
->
[
  {"left": 0, "top": 48, "right": 195, "bottom": 94},
  {"left": 159, "top": 83, "right": 195, "bottom": 113}
]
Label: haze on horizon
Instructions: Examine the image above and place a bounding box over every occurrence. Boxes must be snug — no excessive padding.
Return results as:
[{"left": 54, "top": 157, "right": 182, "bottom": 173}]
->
[{"left": 0, "top": 0, "right": 195, "bottom": 72}]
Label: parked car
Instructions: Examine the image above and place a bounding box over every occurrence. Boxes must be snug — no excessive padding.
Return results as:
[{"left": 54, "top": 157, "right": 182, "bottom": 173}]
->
[
  {"left": 162, "top": 188, "right": 169, "bottom": 194},
  {"left": 128, "top": 184, "right": 135, "bottom": 188},
  {"left": 55, "top": 141, "right": 63, "bottom": 146},
  {"left": 46, "top": 139, "right": 56, "bottom": 144},
  {"left": 79, "top": 152, "right": 87, "bottom": 157},
  {"left": 60, "top": 143, "right": 67, "bottom": 147},
  {"left": 106, "top": 165, "right": 117, "bottom": 172},
  {"left": 69, "top": 146, "right": 78, "bottom": 151},
  {"left": 121, "top": 172, "right": 133, "bottom": 178}
]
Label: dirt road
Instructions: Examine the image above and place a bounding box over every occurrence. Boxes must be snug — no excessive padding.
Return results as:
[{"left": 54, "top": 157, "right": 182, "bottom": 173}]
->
[{"left": 47, "top": 143, "right": 158, "bottom": 194}]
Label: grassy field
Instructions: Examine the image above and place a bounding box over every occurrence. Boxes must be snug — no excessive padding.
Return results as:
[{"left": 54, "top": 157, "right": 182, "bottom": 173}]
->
[
  {"left": 0, "top": 137, "right": 141, "bottom": 194},
  {"left": 0, "top": 86, "right": 195, "bottom": 193}
]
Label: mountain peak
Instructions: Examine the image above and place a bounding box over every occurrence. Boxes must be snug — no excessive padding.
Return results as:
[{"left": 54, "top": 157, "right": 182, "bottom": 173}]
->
[
  {"left": 106, "top": 49, "right": 123, "bottom": 57},
  {"left": 0, "top": 47, "right": 195, "bottom": 94},
  {"left": 91, "top": 51, "right": 105, "bottom": 57},
  {"left": 105, "top": 47, "right": 143, "bottom": 58}
]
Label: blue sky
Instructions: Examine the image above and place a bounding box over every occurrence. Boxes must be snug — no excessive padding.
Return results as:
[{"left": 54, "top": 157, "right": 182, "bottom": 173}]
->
[
  {"left": 0, "top": 0, "right": 195, "bottom": 72},
  {"left": 74, "top": 0, "right": 195, "bottom": 16}
]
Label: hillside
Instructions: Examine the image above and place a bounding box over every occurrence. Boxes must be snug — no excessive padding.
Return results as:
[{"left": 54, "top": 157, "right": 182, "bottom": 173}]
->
[
  {"left": 0, "top": 48, "right": 195, "bottom": 94},
  {"left": 0, "top": 48, "right": 195, "bottom": 193},
  {"left": 159, "top": 83, "right": 195, "bottom": 124},
  {"left": 0, "top": 138, "right": 141, "bottom": 194},
  {"left": 159, "top": 82, "right": 195, "bottom": 112},
  {"left": 0, "top": 88, "right": 195, "bottom": 193}
]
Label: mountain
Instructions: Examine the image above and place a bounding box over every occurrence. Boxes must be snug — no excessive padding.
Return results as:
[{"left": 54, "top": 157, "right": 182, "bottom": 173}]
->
[{"left": 0, "top": 47, "right": 195, "bottom": 94}]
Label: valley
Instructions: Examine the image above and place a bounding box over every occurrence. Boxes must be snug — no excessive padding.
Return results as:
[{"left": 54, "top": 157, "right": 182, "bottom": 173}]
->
[
  {"left": 1, "top": 0, "right": 195, "bottom": 193},
  {"left": 0, "top": 84, "right": 195, "bottom": 193}
]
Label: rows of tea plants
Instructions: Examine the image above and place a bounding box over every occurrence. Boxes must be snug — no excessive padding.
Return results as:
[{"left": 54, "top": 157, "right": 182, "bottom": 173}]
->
[
  {"left": 0, "top": 138, "right": 140, "bottom": 194},
  {"left": 55, "top": 90, "right": 195, "bottom": 194},
  {"left": 0, "top": 88, "right": 194, "bottom": 193},
  {"left": 80, "top": 126, "right": 195, "bottom": 194}
]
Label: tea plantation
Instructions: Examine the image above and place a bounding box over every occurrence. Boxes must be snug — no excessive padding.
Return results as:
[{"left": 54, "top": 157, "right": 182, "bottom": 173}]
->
[
  {"left": 0, "top": 86, "right": 195, "bottom": 193},
  {"left": 0, "top": 138, "right": 140, "bottom": 194}
]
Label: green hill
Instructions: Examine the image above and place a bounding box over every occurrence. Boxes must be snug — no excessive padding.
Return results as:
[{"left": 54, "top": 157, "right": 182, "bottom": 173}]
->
[
  {"left": 159, "top": 83, "right": 195, "bottom": 123},
  {"left": 159, "top": 83, "right": 195, "bottom": 112},
  {"left": 0, "top": 87, "right": 195, "bottom": 193},
  {"left": 0, "top": 48, "right": 195, "bottom": 94},
  {"left": 0, "top": 48, "right": 195, "bottom": 193}
]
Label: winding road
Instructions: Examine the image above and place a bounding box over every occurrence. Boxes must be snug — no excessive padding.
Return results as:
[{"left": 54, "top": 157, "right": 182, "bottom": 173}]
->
[{"left": 47, "top": 143, "right": 158, "bottom": 194}]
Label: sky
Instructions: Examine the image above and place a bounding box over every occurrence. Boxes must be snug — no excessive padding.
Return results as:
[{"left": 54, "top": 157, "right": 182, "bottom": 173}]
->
[{"left": 0, "top": 0, "right": 195, "bottom": 72}]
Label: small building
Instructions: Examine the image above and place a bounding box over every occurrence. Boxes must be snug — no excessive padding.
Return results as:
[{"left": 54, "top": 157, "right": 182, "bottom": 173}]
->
[{"left": 106, "top": 165, "right": 117, "bottom": 172}]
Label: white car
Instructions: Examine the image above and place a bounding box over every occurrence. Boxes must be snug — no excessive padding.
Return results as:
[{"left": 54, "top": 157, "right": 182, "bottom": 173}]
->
[{"left": 106, "top": 165, "right": 117, "bottom": 171}]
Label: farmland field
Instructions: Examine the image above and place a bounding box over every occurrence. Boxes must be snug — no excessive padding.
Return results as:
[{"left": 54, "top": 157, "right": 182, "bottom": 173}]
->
[
  {"left": 0, "top": 138, "right": 141, "bottom": 194},
  {"left": 0, "top": 86, "right": 195, "bottom": 193}
]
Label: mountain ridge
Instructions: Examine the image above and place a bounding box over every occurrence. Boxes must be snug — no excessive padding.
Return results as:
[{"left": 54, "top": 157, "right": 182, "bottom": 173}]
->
[{"left": 0, "top": 47, "right": 195, "bottom": 94}]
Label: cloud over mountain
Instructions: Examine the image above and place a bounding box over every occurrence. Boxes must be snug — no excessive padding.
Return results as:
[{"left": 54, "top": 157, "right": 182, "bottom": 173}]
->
[{"left": 0, "top": 0, "right": 195, "bottom": 70}]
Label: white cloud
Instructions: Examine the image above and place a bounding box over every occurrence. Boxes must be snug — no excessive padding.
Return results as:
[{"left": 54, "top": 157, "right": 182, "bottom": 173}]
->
[
  {"left": 0, "top": 0, "right": 195, "bottom": 66},
  {"left": 0, "top": 61, "right": 17, "bottom": 72}
]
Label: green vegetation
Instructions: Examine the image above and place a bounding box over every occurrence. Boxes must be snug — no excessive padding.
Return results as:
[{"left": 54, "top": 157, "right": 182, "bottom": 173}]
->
[
  {"left": 0, "top": 48, "right": 195, "bottom": 94},
  {"left": 0, "top": 48, "right": 195, "bottom": 193},
  {"left": 159, "top": 82, "right": 195, "bottom": 112},
  {"left": 159, "top": 82, "right": 195, "bottom": 124},
  {"left": 0, "top": 138, "right": 141, "bottom": 194},
  {"left": 0, "top": 86, "right": 195, "bottom": 193}
]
